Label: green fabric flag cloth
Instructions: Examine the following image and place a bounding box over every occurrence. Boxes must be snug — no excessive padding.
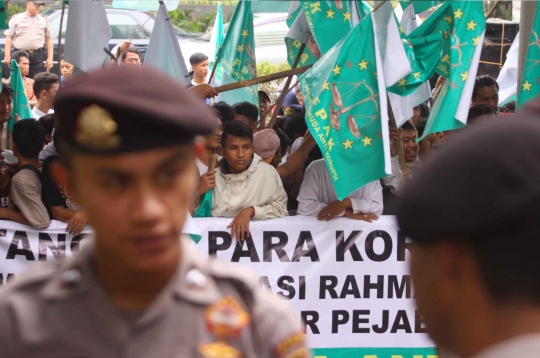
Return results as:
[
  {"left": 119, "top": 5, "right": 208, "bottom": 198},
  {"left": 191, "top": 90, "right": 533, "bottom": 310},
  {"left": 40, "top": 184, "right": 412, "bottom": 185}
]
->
[
  {"left": 300, "top": 0, "right": 356, "bottom": 56},
  {"left": 214, "top": 0, "right": 258, "bottom": 108},
  {"left": 194, "top": 191, "right": 213, "bottom": 218},
  {"left": 8, "top": 60, "right": 32, "bottom": 131},
  {"left": 0, "top": 1, "right": 8, "bottom": 30},
  {"left": 300, "top": 14, "right": 391, "bottom": 201},
  {"left": 419, "top": 2, "right": 486, "bottom": 139},
  {"left": 285, "top": 2, "right": 319, "bottom": 68},
  {"left": 388, "top": 1, "right": 459, "bottom": 97},
  {"left": 400, "top": 0, "right": 443, "bottom": 15},
  {"left": 518, "top": 2, "right": 540, "bottom": 108}
]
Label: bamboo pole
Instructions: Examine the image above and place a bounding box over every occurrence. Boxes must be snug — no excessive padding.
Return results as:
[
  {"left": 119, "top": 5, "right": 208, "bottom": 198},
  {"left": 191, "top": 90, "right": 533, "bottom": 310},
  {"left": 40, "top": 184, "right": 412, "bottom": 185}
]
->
[
  {"left": 265, "top": 44, "right": 306, "bottom": 129},
  {"left": 372, "top": 0, "right": 388, "bottom": 13},
  {"left": 215, "top": 65, "right": 312, "bottom": 93},
  {"left": 57, "top": 2, "right": 66, "bottom": 77},
  {"left": 485, "top": 1, "right": 502, "bottom": 19},
  {"left": 386, "top": 95, "right": 409, "bottom": 180}
]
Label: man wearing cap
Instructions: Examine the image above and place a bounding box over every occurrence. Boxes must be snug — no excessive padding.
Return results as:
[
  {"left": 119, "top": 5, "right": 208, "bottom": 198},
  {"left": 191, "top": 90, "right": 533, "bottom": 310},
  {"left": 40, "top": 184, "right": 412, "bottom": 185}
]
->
[
  {"left": 4, "top": 1, "right": 53, "bottom": 78},
  {"left": 0, "top": 66, "right": 308, "bottom": 358},
  {"left": 397, "top": 118, "right": 540, "bottom": 358},
  {"left": 190, "top": 52, "right": 209, "bottom": 86},
  {"left": 259, "top": 87, "right": 272, "bottom": 120}
]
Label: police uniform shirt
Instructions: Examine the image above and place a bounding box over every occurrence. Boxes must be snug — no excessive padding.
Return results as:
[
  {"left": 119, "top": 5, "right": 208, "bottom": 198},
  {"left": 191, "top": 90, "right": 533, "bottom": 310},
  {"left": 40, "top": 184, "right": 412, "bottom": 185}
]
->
[
  {"left": 0, "top": 238, "right": 309, "bottom": 358},
  {"left": 5, "top": 13, "right": 52, "bottom": 51}
]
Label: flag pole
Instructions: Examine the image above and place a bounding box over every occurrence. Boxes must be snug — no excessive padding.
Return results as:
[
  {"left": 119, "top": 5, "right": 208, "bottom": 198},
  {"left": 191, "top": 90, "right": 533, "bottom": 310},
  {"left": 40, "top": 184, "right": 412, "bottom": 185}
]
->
[
  {"left": 386, "top": 94, "right": 409, "bottom": 180},
  {"left": 485, "top": 1, "right": 501, "bottom": 19},
  {"left": 265, "top": 43, "right": 306, "bottom": 129},
  {"left": 215, "top": 65, "right": 312, "bottom": 93},
  {"left": 372, "top": 0, "right": 388, "bottom": 13},
  {"left": 57, "top": 2, "right": 66, "bottom": 78}
]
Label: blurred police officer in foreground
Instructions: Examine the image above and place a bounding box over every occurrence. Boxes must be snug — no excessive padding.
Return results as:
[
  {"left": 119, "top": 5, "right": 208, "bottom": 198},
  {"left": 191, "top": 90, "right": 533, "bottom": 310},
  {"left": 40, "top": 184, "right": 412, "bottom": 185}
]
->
[
  {"left": 398, "top": 111, "right": 540, "bottom": 358},
  {"left": 0, "top": 66, "right": 308, "bottom": 358},
  {"left": 4, "top": 1, "right": 53, "bottom": 78}
]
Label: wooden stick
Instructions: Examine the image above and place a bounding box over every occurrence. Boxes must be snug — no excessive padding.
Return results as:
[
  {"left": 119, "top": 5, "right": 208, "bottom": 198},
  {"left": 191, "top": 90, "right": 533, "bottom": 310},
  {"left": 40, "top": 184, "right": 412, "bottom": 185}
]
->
[
  {"left": 386, "top": 94, "right": 409, "bottom": 180},
  {"left": 57, "top": 2, "right": 66, "bottom": 78},
  {"left": 485, "top": 0, "right": 501, "bottom": 19},
  {"left": 372, "top": 0, "right": 388, "bottom": 13},
  {"left": 266, "top": 44, "right": 306, "bottom": 129},
  {"left": 130, "top": 10, "right": 156, "bottom": 42},
  {"left": 215, "top": 65, "right": 312, "bottom": 93}
]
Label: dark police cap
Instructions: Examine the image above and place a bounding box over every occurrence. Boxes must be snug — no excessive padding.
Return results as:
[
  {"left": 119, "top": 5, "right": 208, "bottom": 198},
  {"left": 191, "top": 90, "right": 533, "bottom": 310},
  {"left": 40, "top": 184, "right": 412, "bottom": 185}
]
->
[
  {"left": 54, "top": 66, "right": 216, "bottom": 155},
  {"left": 397, "top": 118, "right": 540, "bottom": 243}
]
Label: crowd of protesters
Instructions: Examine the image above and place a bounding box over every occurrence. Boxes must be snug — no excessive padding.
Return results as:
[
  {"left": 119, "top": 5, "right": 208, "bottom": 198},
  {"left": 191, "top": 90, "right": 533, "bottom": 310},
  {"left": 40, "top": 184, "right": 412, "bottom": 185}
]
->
[{"left": 0, "top": 43, "right": 514, "bottom": 243}]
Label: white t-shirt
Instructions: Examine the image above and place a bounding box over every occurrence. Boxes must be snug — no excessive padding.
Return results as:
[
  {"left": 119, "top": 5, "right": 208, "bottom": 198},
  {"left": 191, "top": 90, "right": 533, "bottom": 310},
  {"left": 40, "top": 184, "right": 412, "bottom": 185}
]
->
[
  {"left": 32, "top": 107, "right": 53, "bottom": 120},
  {"left": 2, "top": 150, "right": 17, "bottom": 165},
  {"left": 196, "top": 155, "right": 222, "bottom": 176}
]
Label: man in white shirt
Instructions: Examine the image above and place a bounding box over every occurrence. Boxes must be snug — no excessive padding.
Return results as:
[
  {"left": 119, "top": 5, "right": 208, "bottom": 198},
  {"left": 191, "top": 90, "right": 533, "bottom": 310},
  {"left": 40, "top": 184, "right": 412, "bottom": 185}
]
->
[
  {"left": 189, "top": 52, "right": 208, "bottom": 86},
  {"left": 398, "top": 117, "right": 540, "bottom": 358},
  {"left": 297, "top": 159, "right": 383, "bottom": 221},
  {"left": 31, "top": 71, "right": 58, "bottom": 119}
]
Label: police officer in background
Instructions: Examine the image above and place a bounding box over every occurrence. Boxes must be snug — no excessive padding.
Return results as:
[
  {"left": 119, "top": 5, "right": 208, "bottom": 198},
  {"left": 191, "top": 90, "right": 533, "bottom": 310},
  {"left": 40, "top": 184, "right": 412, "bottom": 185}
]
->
[
  {"left": 397, "top": 109, "right": 540, "bottom": 357},
  {"left": 0, "top": 66, "right": 308, "bottom": 358},
  {"left": 4, "top": 1, "right": 53, "bottom": 78}
]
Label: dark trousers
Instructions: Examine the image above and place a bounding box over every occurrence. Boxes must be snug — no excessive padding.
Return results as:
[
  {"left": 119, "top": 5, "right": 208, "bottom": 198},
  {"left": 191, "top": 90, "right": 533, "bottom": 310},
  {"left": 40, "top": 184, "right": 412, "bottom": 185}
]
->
[{"left": 28, "top": 50, "right": 45, "bottom": 79}]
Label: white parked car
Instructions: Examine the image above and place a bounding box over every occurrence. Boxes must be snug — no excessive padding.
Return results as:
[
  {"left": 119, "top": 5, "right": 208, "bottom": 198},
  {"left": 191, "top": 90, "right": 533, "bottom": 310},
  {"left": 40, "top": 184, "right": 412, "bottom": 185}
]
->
[{"left": 180, "top": 12, "right": 289, "bottom": 66}]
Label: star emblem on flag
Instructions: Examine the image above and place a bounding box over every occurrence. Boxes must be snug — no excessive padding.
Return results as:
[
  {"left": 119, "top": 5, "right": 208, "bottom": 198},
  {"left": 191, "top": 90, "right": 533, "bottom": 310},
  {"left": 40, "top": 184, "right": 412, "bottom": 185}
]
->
[{"left": 522, "top": 80, "right": 533, "bottom": 92}]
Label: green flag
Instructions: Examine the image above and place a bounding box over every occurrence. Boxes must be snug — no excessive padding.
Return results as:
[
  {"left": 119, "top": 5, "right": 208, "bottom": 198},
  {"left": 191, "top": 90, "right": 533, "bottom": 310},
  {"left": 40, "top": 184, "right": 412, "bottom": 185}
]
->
[
  {"left": 420, "top": 2, "right": 486, "bottom": 139},
  {"left": 518, "top": 2, "right": 540, "bottom": 108},
  {"left": 388, "top": 1, "right": 458, "bottom": 97},
  {"left": 300, "top": 0, "right": 356, "bottom": 55},
  {"left": 214, "top": 1, "right": 258, "bottom": 108},
  {"left": 0, "top": 1, "right": 7, "bottom": 30},
  {"left": 400, "top": 0, "right": 443, "bottom": 15},
  {"left": 8, "top": 60, "right": 32, "bottom": 131},
  {"left": 300, "top": 14, "right": 391, "bottom": 200},
  {"left": 285, "top": 3, "right": 319, "bottom": 68}
]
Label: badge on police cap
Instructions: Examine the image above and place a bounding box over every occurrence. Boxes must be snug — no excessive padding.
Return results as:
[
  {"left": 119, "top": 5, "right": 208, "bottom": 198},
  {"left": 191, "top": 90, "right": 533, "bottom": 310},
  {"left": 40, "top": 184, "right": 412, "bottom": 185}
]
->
[{"left": 75, "top": 105, "right": 121, "bottom": 150}]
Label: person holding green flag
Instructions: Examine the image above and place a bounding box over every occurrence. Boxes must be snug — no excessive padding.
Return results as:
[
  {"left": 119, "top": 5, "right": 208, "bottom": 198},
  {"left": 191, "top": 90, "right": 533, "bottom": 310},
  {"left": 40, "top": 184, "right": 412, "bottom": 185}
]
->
[
  {"left": 7, "top": 59, "right": 32, "bottom": 134},
  {"left": 518, "top": 1, "right": 540, "bottom": 108}
]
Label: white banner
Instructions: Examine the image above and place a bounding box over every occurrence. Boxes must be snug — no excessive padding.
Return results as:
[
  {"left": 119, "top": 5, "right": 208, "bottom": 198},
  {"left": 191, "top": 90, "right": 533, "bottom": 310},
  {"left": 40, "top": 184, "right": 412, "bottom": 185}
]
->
[{"left": 0, "top": 217, "right": 437, "bottom": 358}]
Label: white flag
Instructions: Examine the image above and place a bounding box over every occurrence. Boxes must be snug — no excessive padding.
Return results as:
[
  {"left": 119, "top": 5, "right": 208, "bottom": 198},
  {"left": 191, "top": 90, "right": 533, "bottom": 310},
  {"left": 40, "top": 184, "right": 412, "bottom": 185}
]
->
[
  {"left": 497, "top": 32, "right": 519, "bottom": 105},
  {"left": 372, "top": 1, "right": 413, "bottom": 128},
  {"left": 400, "top": 3, "right": 432, "bottom": 109},
  {"left": 63, "top": 0, "right": 112, "bottom": 73}
]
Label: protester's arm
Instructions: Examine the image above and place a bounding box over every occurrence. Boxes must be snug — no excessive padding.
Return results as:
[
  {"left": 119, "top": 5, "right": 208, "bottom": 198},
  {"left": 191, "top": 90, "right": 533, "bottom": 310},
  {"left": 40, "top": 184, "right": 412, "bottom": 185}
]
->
[
  {"left": 38, "top": 140, "right": 57, "bottom": 161},
  {"left": 0, "top": 208, "right": 30, "bottom": 226},
  {"left": 50, "top": 205, "right": 90, "bottom": 235},
  {"left": 9, "top": 172, "right": 50, "bottom": 229},
  {"left": 348, "top": 180, "right": 384, "bottom": 215},
  {"left": 189, "top": 84, "right": 218, "bottom": 99},
  {"left": 381, "top": 155, "right": 404, "bottom": 195},
  {"left": 297, "top": 163, "right": 327, "bottom": 216},
  {"left": 45, "top": 38, "right": 53, "bottom": 71},
  {"left": 276, "top": 131, "right": 316, "bottom": 180},
  {"left": 3, "top": 37, "right": 12, "bottom": 65},
  {"left": 50, "top": 206, "right": 75, "bottom": 222},
  {"left": 252, "top": 169, "right": 288, "bottom": 220}
]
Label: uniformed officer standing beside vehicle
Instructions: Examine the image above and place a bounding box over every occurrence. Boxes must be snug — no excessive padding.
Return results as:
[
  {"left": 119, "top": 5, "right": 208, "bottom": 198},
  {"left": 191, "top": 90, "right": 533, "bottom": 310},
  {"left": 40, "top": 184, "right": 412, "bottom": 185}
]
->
[
  {"left": 4, "top": 1, "right": 53, "bottom": 78},
  {"left": 0, "top": 66, "right": 309, "bottom": 358}
]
